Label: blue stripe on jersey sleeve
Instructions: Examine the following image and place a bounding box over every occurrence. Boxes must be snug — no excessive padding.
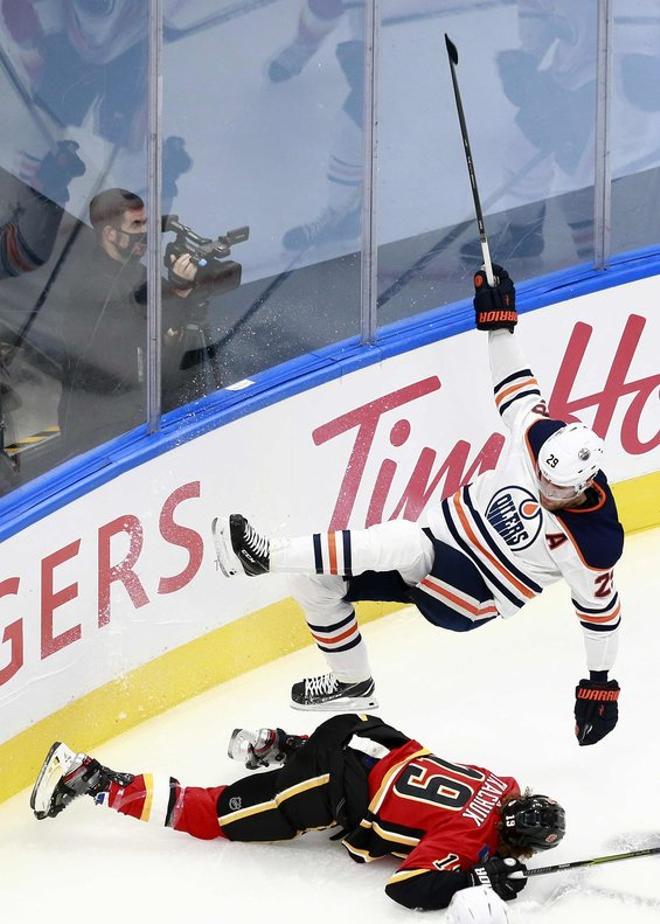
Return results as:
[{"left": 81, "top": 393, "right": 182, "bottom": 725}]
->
[
  {"left": 498, "top": 388, "right": 542, "bottom": 417},
  {"left": 580, "top": 618, "right": 621, "bottom": 633},
  {"left": 572, "top": 592, "right": 619, "bottom": 614},
  {"left": 494, "top": 368, "right": 534, "bottom": 392}
]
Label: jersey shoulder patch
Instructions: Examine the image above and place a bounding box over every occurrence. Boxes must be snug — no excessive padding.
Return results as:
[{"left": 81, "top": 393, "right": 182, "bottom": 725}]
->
[
  {"left": 526, "top": 417, "right": 566, "bottom": 463},
  {"left": 554, "top": 472, "right": 624, "bottom": 570}
]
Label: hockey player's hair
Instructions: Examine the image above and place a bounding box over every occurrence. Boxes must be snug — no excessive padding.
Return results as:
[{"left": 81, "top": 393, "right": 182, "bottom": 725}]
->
[
  {"left": 89, "top": 188, "right": 144, "bottom": 233},
  {"left": 497, "top": 790, "right": 535, "bottom": 860}
]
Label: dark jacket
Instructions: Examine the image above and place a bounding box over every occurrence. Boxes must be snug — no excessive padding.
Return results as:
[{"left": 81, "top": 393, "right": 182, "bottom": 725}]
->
[{"left": 58, "top": 244, "right": 211, "bottom": 459}]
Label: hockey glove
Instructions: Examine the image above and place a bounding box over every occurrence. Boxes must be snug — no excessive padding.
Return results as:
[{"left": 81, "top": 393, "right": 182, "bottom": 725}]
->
[
  {"left": 574, "top": 678, "right": 620, "bottom": 746},
  {"left": 468, "top": 857, "right": 527, "bottom": 902},
  {"left": 473, "top": 265, "right": 517, "bottom": 332}
]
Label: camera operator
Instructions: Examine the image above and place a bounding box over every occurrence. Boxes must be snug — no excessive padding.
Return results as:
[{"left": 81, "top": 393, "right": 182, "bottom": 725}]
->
[{"left": 57, "top": 187, "right": 216, "bottom": 461}]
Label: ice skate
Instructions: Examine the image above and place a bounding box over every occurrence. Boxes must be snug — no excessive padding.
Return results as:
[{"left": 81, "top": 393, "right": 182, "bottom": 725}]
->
[
  {"left": 212, "top": 514, "right": 270, "bottom": 577},
  {"left": 282, "top": 205, "right": 360, "bottom": 251},
  {"left": 228, "top": 727, "right": 307, "bottom": 770},
  {"left": 290, "top": 672, "right": 378, "bottom": 712},
  {"left": 30, "top": 741, "right": 133, "bottom": 820},
  {"left": 268, "top": 40, "right": 318, "bottom": 83}
]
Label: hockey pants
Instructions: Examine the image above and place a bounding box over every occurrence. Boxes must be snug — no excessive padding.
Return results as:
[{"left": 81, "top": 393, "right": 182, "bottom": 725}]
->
[{"left": 100, "top": 716, "right": 401, "bottom": 841}]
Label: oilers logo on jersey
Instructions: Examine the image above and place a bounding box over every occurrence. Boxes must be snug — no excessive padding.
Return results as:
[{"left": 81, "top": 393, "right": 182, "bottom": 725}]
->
[{"left": 485, "top": 486, "right": 542, "bottom": 550}]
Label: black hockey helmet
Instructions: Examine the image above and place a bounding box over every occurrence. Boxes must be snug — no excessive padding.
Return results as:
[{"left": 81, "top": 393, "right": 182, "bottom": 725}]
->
[{"left": 500, "top": 794, "right": 565, "bottom": 852}]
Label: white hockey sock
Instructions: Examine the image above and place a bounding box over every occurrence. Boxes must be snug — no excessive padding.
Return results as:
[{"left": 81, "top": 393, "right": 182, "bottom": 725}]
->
[
  {"left": 297, "top": 0, "right": 344, "bottom": 47},
  {"left": 326, "top": 115, "right": 362, "bottom": 214},
  {"left": 290, "top": 573, "right": 372, "bottom": 682},
  {"left": 271, "top": 520, "right": 433, "bottom": 582}
]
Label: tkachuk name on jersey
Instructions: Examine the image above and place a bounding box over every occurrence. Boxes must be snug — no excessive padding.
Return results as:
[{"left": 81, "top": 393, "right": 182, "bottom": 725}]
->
[
  {"left": 462, "top": 774, "right": 509, "bottom": 828},
  {"left": 485, "top": 486, "right": 542, "bottom": 550}
]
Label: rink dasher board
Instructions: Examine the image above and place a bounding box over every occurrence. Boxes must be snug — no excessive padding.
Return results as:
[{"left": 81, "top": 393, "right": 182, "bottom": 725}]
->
[{"left": 0, "top": 275, "right": 657, "bottom": 802}]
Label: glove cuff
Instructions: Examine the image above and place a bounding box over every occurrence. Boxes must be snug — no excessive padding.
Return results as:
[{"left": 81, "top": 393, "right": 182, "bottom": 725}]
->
[{"left": 576, "top": 681, "right": 620, "bottom": 702}]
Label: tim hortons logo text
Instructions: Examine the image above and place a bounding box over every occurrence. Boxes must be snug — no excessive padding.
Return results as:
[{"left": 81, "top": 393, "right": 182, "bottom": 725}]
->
[{"left": 314, "top": 314, "right": 659, "bottom": 530}]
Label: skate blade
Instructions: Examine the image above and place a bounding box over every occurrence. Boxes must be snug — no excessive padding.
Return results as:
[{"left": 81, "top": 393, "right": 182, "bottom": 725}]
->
[
  {"left": 30, "top": 741, "right": 65, "bottom": 820},
  {"left": 290, "top": 695, "right": 379, "bottom": 713},
  {"left": 211, "top": 517, "right": 238, "bottom": 577}
]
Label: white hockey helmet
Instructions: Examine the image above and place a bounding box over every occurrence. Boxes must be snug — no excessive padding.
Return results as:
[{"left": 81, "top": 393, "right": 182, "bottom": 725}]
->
[
  {"left": 537, "top": 423, "right": 604, "bottom": 496},
  {"left": 446, "top": 886, "right": 509, "bottom": 924}
]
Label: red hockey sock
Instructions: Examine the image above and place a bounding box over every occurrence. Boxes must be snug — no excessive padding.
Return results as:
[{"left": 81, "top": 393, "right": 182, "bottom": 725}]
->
[
  {"left": 171, "top": 785, "right": 227, "bottom": 841},
  {"left": 107, "top": 774, "right": 227, "bottom": 840}
]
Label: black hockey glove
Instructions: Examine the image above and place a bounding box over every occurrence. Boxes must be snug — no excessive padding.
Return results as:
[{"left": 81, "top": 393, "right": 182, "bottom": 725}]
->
[
  {"left": 574, "top": 678, "right": 620, "bottom": 746},
  {"left": 468, "top": 857, "right": 527, "bottom": 902},
  {"left": 473, "top": 265, "right": 517, "bottom": 332}
]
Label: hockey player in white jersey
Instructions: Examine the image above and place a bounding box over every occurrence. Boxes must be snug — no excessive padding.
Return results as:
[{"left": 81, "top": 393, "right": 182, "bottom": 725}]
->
[{"left": 212, "top": 266, "right": 623, "bottom": 746}]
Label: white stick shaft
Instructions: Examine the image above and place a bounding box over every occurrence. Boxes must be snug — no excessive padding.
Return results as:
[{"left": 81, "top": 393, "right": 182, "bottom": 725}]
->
[{"left": 480, "top": 240, "right": 495, "bottom": 286}]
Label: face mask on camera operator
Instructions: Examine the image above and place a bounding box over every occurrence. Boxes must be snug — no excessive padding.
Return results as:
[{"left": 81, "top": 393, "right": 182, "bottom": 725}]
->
[{"left": 89, "top": 188, "right": 197, "bottom": 297}]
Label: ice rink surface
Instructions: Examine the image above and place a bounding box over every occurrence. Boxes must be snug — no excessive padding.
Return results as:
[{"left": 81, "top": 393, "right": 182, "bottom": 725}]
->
[{"left": 2, "top": 527, "right": 660, "bottom": 924}]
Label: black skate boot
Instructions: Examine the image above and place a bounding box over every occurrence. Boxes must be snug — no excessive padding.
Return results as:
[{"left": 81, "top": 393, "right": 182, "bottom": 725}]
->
[
  {"left": 268, "top": 39, "right": 319, "bottom": 83},
  {"left": 212, "top": 514, "right": 270, "bottom": 577},
  {"left": 30, "top": 742, "right": 135, "bottom": 820},
  {"left": 290, "top": 672, "right": 378, "bottom": 712},
  {"left": 282, "top": 205, "right": 361, "bottom": 251},
  {"left": 227, "top": 727, "right": 308, "bottom": 770}
]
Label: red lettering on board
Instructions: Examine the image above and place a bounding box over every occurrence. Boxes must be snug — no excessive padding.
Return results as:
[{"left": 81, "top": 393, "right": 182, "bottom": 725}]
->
[
  {"left": 41, "top": 541, "right": 81, "bottom": 658},
  {"left": 158, "top": 482, "right": 204, "bottom": 595},
  {"left": 549, "top": 315, "right": 660, "bottom": 454},
  {"left": 0, "top": 577, "right": 22, "bottom": 686},
  {"left": 313, "top": 377, "right": 441, "bottom": 529},
  {"left": 98, "top": 515, "right": 149, "bottom": 627}
]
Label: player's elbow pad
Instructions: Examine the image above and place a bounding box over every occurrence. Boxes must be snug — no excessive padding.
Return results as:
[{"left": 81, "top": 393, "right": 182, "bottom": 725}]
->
[{"left": 385, "top": 870, "right": 472, "bottom": 911}]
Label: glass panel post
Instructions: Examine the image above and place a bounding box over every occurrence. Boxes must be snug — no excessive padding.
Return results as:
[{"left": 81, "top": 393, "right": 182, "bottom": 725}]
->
[
  {"left": 594, "top": 0, "right": 613, "bottom": 270},
  {"left": 360, "top": 0, "right": 379, "bottom": 345},
  {"left": 147, "top": 0, "right": 163, "bottom": 432}
]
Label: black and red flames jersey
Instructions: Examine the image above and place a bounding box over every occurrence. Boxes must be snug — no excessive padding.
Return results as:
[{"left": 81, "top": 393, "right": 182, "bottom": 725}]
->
[{"left": 343, "top": 739, "right": 519, "bottom": 910}]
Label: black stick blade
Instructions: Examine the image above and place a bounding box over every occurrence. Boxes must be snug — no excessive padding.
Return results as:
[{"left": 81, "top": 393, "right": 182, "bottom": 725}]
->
[{"left": 445, "top": 33, "right": 458, "bottom": 66}]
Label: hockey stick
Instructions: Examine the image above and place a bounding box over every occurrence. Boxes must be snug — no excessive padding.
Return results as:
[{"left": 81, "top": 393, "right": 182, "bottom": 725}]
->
[
  {"left": 444, "top": 34, "right": 495, "bottom": 286},
  {"left": 510, "top": 844, "right": 660, "bottom": 879}
]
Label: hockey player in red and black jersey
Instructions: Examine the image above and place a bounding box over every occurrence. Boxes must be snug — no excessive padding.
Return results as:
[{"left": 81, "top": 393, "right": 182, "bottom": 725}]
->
[
  {"left": 31, "top": 714, "right": 565, "bottom": 917},
  {"left": 212, "top": 265, "right": 624, "bottom": 746}
]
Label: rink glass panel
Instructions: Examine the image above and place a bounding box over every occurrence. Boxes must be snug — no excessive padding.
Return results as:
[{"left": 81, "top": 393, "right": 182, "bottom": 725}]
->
[
  {"left": 609, "top": 1, "right": 660, "bottom": 256},
  {"left": 375, "top": 0, "right": 599, "bottom": 328},
  {"left": 0, "top": 1, "right": 658, "bottom": 503},
  {"left": 160, "top": 0, "right": 365, "bottom": 407},
  {"left": 0, "top": 3, "right": 149, "bottom": 494}
]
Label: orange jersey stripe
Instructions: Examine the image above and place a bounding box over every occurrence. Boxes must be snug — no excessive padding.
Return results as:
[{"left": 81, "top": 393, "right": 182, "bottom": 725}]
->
[
  {"left": 452, "top": 494, "right": 535, "bottom": 600},
  {"left": 495, "top": 377, "right": 539, "bottom": 407},
  {"left": 311, "top": 623, "right": 357, "bottom": 645},
  {"left": 420, "top": 577, "right": 481, "bottom": 616},
  {"left": 576, "top": 603, "right": 621, "bottom": 624},
  {"left": 328, "top": 531, "right": 338, "bottom": 574}
]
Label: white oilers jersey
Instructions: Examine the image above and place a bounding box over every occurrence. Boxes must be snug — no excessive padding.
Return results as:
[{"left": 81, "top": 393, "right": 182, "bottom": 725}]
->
[{"left": 425, "top": 330, "right": 624, "bottom": 671}]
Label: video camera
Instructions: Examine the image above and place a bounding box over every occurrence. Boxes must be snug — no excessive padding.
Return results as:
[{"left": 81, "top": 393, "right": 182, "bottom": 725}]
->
[{"left": 162, "top": 214, "right": 250, "bottom": 294}]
